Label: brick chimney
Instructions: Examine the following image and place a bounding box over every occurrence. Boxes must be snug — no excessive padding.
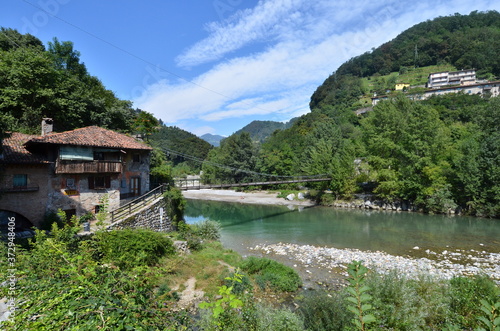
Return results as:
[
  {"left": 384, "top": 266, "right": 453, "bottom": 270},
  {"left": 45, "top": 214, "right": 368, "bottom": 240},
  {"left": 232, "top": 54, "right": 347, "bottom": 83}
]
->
[{"left": 41, "top": 118, "right": 53, "bottom": 136}]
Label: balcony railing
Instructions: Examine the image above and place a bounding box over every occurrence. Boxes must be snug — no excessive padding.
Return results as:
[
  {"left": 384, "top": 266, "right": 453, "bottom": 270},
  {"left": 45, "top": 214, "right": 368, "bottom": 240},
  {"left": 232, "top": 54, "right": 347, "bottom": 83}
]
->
[
  {"left": 56, "top": 160, "right": 122, "bottom": 174},
  {"left": 2, "top": 184, "right": 39, "bottom": 193}
]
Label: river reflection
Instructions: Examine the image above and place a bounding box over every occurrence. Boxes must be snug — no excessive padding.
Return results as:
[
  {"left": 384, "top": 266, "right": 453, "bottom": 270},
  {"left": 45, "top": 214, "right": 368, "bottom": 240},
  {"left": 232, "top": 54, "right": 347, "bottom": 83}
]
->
[{"left": 184, "top": 199, "right": 500, "bottom": 258}]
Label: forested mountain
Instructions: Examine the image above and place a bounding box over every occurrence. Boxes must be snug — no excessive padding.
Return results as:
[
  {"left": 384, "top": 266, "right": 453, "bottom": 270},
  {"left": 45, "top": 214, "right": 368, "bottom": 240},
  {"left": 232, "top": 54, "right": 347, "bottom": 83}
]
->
[
  {"left": 233, "top": 120, "right": 295, "bottom": 143},
  {"left": 150, "top": 126, "right": 212, "bottom": 171},
  {"left": 203, "top": 11, "right": 500, "bottom": 218},
  {"left": 200, "top": 133, "right": 225, "bottom": 147},
  {"left": 0, "top": 28, "right": 138, "bottom": 135},
  {"left": 310, "top": 10, "right": 500, "bottom": 110}
]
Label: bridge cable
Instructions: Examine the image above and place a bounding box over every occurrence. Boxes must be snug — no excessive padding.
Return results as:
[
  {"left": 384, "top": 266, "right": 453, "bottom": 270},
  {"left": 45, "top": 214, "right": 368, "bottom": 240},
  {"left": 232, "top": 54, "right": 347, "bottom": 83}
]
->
[{"left": 161, "top": 147, "right": 329, "bottom": 180}]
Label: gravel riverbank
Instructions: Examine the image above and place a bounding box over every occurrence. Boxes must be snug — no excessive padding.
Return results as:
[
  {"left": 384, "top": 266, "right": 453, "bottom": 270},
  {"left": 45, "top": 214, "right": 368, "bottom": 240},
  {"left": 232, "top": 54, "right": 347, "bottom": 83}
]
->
[
  {"left": 250, "top": 243, "right": 500, "bottom": 288},
  {"left": 182, "top": 189, "right": 315, "bottom": 206}
]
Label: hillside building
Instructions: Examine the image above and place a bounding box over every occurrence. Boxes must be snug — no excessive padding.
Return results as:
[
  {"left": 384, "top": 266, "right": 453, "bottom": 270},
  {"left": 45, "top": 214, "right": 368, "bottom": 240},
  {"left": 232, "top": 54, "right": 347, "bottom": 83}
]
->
[
  {"left": 395, "top": 83, "right": 410, "bottom": 91},
  {"left": 427, "top": 69, "right": 476, "bottom": 88},
  {"left": 0, "top": 120, "right": 152, "bottom": 230}
]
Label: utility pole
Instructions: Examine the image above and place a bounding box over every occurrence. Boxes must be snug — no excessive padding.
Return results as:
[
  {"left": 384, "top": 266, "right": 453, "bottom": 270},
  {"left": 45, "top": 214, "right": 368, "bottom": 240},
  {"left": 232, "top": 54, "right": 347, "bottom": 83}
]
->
[{"left": 414, "top": 44, "right": 418, "bottom": 68}]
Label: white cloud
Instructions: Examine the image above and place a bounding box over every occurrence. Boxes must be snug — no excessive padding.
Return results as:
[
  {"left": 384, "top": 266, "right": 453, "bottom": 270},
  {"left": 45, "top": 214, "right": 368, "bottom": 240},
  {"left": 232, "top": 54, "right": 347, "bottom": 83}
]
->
[{"left": 137, "top": 0, "right": 500, "bottom": 134}]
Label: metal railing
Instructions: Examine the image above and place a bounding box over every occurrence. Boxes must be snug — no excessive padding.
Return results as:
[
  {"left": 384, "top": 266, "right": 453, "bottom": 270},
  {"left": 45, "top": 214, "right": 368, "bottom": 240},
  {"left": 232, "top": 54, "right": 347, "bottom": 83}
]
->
[{"left": 109, "top": 184, "right": 166, "bottom": 223}]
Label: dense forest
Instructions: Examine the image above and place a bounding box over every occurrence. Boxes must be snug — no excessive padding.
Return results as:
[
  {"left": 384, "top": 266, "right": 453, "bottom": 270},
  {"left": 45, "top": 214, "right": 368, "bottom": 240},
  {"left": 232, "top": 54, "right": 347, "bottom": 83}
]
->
[{"left": 203, "top": 11, "right": 500, "bottom": 218}]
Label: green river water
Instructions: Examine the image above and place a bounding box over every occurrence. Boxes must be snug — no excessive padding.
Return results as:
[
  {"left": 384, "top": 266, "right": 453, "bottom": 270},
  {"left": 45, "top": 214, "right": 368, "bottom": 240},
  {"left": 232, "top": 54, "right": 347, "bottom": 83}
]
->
[{"left": 184, "top": 199, "right": 500, "bottom": 259}]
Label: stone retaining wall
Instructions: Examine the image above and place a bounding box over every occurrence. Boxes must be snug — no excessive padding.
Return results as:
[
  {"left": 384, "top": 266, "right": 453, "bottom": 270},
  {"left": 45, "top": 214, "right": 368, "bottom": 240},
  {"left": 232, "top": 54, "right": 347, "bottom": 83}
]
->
[{"left": 107, "top": 197, "right": 173, "bottom": 232}]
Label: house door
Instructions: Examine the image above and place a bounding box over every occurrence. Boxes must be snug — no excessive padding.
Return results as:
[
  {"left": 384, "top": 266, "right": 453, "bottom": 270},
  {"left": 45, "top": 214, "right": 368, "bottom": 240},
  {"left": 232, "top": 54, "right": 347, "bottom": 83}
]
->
[{"left": 131, "top": 177, "right": 141, "bottom": 197}]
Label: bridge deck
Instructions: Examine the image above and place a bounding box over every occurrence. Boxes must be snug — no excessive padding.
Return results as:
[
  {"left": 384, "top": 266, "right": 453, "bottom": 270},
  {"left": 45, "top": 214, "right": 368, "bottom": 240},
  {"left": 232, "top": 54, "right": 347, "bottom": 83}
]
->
[{"left": 174, "top": 178, "right": 331, "bottom": 191}]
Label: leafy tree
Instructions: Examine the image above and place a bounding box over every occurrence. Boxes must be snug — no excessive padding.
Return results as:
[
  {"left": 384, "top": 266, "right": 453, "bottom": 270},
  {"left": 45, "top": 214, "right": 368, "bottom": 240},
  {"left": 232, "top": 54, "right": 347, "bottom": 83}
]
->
[
  {"left": 0, "top": 27, "right": 44, "bottom": 51},
  {"left": 0, "top": 46, "right": 58, "bottom": 132},
  {"left": 149, "top": 147, "right": 173, "bottom": 187},
  {"left": 48, "top": 38, "right": 87, "bottom": 78},
  {"left": 300, "top": 121, "right": 356, "bottom": 198},
  {"left": 361, "top": 96, "right": 456, "bottom": 210},
  {"left": 132, "top": 109, "right": 159, "bottom": 141},
  {"left": 0, "top": 28, "right": 137, "bottom": 134},
  {"left": 202, "top": 132, "right": 257, "bottom": 184}
]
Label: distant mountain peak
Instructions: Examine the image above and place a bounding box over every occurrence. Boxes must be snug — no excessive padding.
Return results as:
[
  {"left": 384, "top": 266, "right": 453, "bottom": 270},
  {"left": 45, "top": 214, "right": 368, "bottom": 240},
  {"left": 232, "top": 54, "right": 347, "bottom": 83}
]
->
[{"left": 200, "top": 133, "right": 225, "bottom": 147}]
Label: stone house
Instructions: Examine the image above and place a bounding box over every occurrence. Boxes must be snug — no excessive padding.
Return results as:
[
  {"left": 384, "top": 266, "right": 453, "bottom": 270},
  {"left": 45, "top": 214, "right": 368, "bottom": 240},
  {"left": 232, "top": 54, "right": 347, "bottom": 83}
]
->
[{"left": 0, "top": 121, "right": 152, "bottom": 229}]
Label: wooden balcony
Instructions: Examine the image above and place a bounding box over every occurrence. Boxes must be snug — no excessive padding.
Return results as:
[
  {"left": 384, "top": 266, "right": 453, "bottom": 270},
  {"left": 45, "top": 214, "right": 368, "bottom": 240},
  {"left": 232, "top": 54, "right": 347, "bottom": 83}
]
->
[{"left": 56, "top": 160, "right": 122, "bottom": 174}]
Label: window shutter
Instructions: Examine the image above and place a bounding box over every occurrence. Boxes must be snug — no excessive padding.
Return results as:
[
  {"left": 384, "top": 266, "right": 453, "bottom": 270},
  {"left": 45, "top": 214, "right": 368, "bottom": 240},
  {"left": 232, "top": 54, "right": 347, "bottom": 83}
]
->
[
  {"left": 105, "top": 176, "right": 111, "bottom": 188},
  {"left": 88, "top": 176, "right": 95, "bottom": 189}
]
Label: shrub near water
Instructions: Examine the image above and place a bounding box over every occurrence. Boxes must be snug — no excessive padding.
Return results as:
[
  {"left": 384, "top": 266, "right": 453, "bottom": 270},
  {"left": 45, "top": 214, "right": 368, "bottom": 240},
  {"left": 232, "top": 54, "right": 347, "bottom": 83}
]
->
[
  {"left": 190, "top": 220, "right": 221, "bottom": 241},
  {"left": 297, "top": 290, "right": 350, "bottom": 331},
  {"left": 95, "top": 228, "right": 175, "bottom": 269},
  {"left": 240, "top": 256, "right": 302, "bottom": 292}
]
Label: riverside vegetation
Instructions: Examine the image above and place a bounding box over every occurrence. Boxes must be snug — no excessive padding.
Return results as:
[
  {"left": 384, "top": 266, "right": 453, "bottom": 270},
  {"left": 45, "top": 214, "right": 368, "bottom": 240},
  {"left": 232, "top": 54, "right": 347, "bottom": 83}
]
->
[{"left": 1, "top": 214, "right": 499, "bottom": 330}]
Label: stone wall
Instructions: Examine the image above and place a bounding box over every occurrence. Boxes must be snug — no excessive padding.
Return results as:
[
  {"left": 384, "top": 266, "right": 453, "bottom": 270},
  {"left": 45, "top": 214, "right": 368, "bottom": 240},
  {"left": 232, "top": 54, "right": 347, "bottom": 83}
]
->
[
  {"left": 107, "top": 196, "right": 173, "bottom": 232},
  {"left": 47, "top": 174, "right": 120, "bottom": 219},
  {"left": 0, "top": 164, "right": 51, "bottom": 228}
]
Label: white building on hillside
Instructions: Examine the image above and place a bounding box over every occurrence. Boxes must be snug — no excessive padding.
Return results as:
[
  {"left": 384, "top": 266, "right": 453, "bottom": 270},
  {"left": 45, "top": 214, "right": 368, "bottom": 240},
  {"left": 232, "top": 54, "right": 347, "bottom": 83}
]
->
[{"left": 427, "top": 69, "right": 476, "bottom": 88}]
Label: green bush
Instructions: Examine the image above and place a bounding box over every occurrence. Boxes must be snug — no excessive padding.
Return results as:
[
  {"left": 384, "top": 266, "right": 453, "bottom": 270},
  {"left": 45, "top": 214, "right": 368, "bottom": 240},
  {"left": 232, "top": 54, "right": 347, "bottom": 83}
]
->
[
  {"left": 366, "top": 270, "right": 432, "bottom": 330},
  {"left": 223, "top": 271, "right": 252, "bottom": 295},
  {"left": 178, "top": 220, "right": 222, "bottom": 251},
  {"left": 366, "top": 271, "right": 500, "bottom": 330},
  {"left": 256, "top": 304, "right": 304, "bottom": 331},
  {"left": 448, "top": 276, "right": 500, "bottom": 328},
  {"left": 191, "top": 220, "right": 221, "bottom": 241},
  {"left": 297, "top": 290, "right": 350, "bottom": 331},
  {"left": 95, "top": 229, "right": 175, "bottom": 269},
  {"left": 239, "top": 257, "right": 302, "bottom": 292}
]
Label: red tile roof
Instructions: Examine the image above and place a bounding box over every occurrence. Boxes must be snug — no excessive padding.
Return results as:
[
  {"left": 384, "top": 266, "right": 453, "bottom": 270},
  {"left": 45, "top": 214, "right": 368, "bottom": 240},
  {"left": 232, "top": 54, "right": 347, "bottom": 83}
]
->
[
  {"left": 26, "top": 126, "right": 152, "bottom": 150},
  {"left": 0, "top": 132, "right": 50, "bottom": 164}
]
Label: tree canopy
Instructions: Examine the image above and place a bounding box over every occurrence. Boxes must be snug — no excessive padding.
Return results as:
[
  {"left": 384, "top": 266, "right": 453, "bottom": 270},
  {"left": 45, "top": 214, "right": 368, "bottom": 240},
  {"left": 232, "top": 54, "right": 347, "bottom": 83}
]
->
[{"left": 0, "top": 29, "right": 136, "bottom": 134}]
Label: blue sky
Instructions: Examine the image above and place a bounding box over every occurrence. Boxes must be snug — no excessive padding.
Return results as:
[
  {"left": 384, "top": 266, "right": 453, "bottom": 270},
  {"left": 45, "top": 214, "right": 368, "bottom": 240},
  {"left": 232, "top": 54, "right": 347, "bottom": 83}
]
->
[{"left": 2, "top": 0, "right": 499, "bottom": 137}]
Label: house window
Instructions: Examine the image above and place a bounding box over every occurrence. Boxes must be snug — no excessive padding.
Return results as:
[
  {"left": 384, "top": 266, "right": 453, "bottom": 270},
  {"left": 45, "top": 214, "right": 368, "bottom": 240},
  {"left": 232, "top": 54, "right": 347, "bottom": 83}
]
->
[
  {"left": 88, "top": 175, "right": 111, "bottom": 189},
  {"left": 133, "top": 153, "right": 140, "bottom": 163},
  {"left": 94, "top": 152, "right": 104, "bottom": 161},
  {"left": 13, "top": 174, "right": 27, "bottom": 187},
  {"left": 66, "top": 178, "right": 75, "bottom": 189}
]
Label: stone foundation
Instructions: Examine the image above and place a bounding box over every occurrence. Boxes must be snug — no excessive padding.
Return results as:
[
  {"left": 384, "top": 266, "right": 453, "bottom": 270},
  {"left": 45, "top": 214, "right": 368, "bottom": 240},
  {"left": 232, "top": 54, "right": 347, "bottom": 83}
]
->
[{"left": 107, "top": 197, "right": 173, "bottom": 232}]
